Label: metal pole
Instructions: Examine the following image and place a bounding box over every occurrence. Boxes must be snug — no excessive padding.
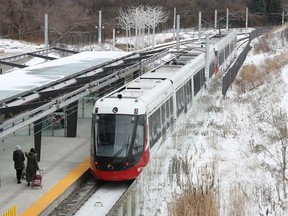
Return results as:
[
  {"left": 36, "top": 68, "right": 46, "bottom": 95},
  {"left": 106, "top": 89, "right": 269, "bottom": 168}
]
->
[
  {"left": 173, "top": 7, "right": 176, "bottom": 40},
  {"left": 112, "top": 29, "right": 115, "bottom": 51},
  {"left": 98, "top": 11, "right": 102, "bottom": 44},
  {"left": 226, "top": 8, "right": 229, "bottom": 31},
  {"left": 44, "top": 14, "right": 48, "bottom": 49},
  {"left": 176, "top": 15, "right": 180, "bottom": 51},
  {"left": 246, "top": 8, "right": 248, "bottom": 35},
  {"left": 215, "top": 9, "right": 217, "bottom": 29},
  {"left": 198, "top": 12, "right": 201, "bottom": 42}
]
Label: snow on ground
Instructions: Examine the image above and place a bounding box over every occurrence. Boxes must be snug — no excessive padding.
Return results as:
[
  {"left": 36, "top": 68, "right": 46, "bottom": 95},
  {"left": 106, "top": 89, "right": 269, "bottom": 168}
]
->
[
  {"left": 2, "top": 27, "right": 286, "bottom": 215},
  {"left": 145, "top": 27, "right": 288, "bottom": 215}
]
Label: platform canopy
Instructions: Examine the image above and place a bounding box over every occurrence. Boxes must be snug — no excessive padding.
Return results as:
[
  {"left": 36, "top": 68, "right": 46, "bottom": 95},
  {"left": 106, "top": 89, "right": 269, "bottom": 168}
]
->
[{"left": 0, "top": 51, "right": 129, "bottom": 101}]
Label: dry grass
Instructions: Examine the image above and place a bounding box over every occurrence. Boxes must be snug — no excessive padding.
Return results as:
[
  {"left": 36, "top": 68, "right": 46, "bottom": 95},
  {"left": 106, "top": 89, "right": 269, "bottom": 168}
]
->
[
  {"left": 225, "top": 184, "right": 249, "bottom": 216},
  {"left": 235, "top": 52, "right": 288, "bottom": 94},
  {"left": 253, "top": 26, "right": 288, "bottom": 55},
  {"left": 168, "top": 154, "right": 219, "bottom": 216},
  {"left": 115, "top": 43, "right": 134, "bottom": 51},
  {"left": 170, "top": 189, "right": 218, "bottom": 216},
  {"left": 252, "top": 35, "right": 271, "bottom": 54},
  {"left": 164, "top": 37, "right": 173, "bottom": 43}
]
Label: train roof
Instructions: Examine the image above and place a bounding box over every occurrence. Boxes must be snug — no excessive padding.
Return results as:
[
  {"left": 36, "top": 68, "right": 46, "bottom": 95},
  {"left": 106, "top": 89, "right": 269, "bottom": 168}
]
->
[
  {"left": 103, "top": 30, "right": 237, "bottom": 101},
  {"left": 108, "top": 65, "right": 181, "bottom": 100},
  {"left": 96, "top": 30, "right": 237, "bottom": 114}
]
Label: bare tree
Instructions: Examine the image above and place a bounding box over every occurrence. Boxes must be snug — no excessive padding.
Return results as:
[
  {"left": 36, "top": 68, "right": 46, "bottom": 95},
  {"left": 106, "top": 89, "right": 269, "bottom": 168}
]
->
[
  {"left": 148, "top": 6, "right": 168, "bottom": 49},
  {"left": 117, "top": 5, "right": 168, "bottom": 51},
  {"left": 118, "top": 7, "right": 134, "bottom": 51}
]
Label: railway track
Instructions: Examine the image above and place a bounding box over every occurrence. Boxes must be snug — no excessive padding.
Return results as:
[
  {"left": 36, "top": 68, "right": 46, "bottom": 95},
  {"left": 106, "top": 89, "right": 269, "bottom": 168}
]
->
[
  {"left": 47, "top": 175, "right": 101, "bottom": 216},
  {"left": 47, "top": 173, "right": 133, "bottom": 216}
]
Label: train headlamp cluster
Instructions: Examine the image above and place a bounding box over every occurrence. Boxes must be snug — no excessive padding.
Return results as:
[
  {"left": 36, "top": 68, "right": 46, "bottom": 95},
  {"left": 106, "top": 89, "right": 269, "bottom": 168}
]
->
[{"left": 112, "top": 107, "right": 118, "bottom": 113}]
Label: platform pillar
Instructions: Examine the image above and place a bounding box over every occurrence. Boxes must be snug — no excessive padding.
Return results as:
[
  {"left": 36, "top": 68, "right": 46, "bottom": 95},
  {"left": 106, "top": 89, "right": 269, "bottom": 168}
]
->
[
  {"left": 34, "top": 118, "right": 42, "bottom": 162},
  {"left": 67, "top": 101, "right": 78, "bottom": 137}
]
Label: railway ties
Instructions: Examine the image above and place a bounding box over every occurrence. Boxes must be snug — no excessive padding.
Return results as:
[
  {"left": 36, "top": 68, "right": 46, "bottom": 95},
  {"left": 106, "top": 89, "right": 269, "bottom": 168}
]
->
[{"left": 48, "top": 177, "right": 101, "bottom": 216}]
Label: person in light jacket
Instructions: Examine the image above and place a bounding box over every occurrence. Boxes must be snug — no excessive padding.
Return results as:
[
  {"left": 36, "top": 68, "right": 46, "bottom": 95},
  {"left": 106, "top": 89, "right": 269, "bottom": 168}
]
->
[
  {"left": 13, "top": 145, "right": 25, "bottom": 184},
  {"left": 25, "top": 148, "right": 39, "bottom": 186}
]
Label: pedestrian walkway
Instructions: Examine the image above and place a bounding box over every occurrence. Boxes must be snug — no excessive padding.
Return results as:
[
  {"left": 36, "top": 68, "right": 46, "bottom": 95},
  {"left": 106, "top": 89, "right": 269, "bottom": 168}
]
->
[{"left": 0, "top": 117, "right": 91, "bottom": 215}]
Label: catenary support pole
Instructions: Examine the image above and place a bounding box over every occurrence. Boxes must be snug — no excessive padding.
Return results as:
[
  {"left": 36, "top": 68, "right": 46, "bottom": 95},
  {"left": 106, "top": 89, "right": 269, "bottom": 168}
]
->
[
  {"left": 215, "top": 9, "right": 217, "bottom": 29},
  {"left": 226, "top": 8, "right": 229, "bottom": 31},
  {"left": 176, "top": 15, "right": 180, "bottom": 51},
  {"left": 173, "top": 7, "right": 176, "bottom": 40},
  {"left": 112, "top": 29, "right": 115, "bottom": 50},
  {"left": 98, "top": 11, "right": 102, "bottom": 44},
  {"left": 44, "top": 14, "right": 48, "bottom": 49},
  {"left": 246, "top": 8, "right": 248, "bottom": 35},
  {"left": 198, "top": 11, "right": 201, "bottom": 42}
]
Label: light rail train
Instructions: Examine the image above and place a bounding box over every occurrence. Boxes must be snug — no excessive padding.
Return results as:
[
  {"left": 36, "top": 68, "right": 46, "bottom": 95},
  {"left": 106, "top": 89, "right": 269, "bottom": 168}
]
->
[{"left": 90, "top": 30, "right": 237, "bottom": 181}]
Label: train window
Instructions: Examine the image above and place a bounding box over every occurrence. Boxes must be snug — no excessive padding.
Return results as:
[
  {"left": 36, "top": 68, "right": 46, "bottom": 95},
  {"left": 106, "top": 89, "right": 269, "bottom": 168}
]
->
[
  {"left": 170, "top": 97, "right": 174, "bottom": 123},
  {"left": 209, "top": 61, "right": 215, "bottom": 78},
  {"left": 219, "top": 50, "right": 224, "bottom": 66},
  {"left": 94, "top": 114, "right": 143, "bottom": 158},
  {"left": 187, "top": 80, "right": 192, "bottom": 103},
  {"left": 225, "top": 44, "right": 229, "bottom": 59},
  {"left": 149, "top": 108, "right": 161, "bottom": 147},
  {"left": 184, "top": 80, "right": 192, "bottom": 107},
  {"left": 200, "top": 68, "right": 205, "bottom": 87},
  {"left": 132, "top": 122, "right": 145, "bottom": 156},
  {"left": 91, "top": 118, "right": 96, "bottom": 158},
  {"left": 161, "top": 104, "right": 166, "bottom": 135},
  {"left": 193, "top": 70, "right": 201, "bottom": 95},
  {"left": 165, "top": 100, "right": 170, "bottom": 128},
  {"left": 176, "top": 86, "right": 185, "bottom": 116}
]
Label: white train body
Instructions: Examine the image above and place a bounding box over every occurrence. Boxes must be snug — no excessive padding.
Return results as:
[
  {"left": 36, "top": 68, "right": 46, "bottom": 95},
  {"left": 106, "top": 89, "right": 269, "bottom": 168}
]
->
[{"left": 90, "top": 30, "right": 237, "bottom": 181}]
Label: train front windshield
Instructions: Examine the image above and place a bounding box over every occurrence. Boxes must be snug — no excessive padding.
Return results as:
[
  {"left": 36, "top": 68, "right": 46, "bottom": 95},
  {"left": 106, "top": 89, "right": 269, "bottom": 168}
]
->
[{"left": 93, "top": 114, "right": 146, "bottom": 158}]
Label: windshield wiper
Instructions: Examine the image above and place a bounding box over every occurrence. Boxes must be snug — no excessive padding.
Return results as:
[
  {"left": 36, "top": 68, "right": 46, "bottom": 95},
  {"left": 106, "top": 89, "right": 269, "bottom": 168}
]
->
[{"left": 110, "top": 142, "right": 129, "bottom": 160}]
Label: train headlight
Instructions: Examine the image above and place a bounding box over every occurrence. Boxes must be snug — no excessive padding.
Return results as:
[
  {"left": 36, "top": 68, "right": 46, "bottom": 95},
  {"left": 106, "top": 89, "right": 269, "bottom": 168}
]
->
[
  {"left": 137, "top": 167, "right": 143, "bottom": 172},
  {"left": 107, "top": 163, "right": 114, "bottom": 170},
  {"left": 112, "top": 107, "right": 118, "bottom": 113}
]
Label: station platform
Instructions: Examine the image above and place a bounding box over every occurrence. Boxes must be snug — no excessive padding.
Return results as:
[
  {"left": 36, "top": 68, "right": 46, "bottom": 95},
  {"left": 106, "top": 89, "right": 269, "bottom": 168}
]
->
[{"left": 0, "top": 117, "right": 91, "bottom": 216}]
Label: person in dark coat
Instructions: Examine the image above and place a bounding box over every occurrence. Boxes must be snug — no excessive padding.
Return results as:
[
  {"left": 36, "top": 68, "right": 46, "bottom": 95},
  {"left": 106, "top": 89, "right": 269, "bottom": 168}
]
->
[
  {"left": 25, "top": 148, "right": 39, "bottom": 186},
  {"left": 13, "top": 145, "right": 25, "bottom": 184}
]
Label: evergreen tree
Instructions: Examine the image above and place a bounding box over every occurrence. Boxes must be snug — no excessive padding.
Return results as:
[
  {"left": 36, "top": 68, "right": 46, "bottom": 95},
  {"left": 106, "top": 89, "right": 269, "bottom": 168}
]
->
[
  {"left": 266, "top": 0, "right": 283, "bottom": 13},
  {"left": 266, "top": 0, "right": 283, "bottom": 24},
  {"left": 250, "top": 0, "right": 266, "bottom": 13}
]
